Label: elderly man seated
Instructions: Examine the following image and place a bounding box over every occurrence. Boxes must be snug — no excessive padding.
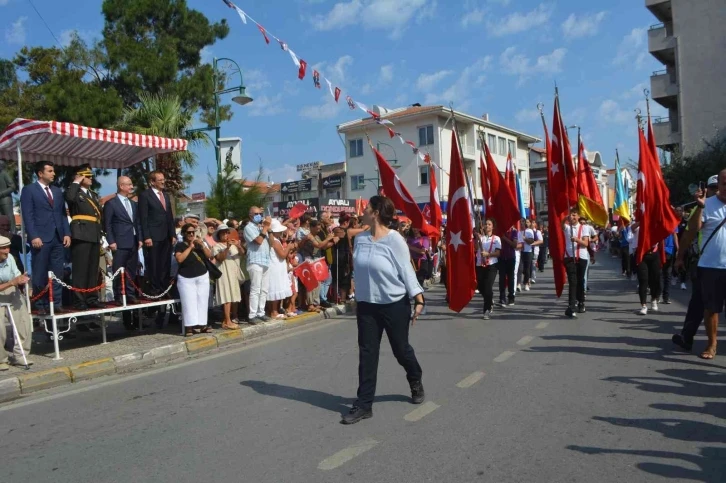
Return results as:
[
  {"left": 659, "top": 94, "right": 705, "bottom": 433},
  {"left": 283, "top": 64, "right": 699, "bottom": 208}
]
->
[{"left": 0, "top": 235, "right": 32, "bottom": 370}]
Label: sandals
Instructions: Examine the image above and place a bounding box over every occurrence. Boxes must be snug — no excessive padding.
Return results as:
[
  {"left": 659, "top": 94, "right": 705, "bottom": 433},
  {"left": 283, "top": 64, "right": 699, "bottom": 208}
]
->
[
  {"left": 199, "top": 326, "right": 213, "bottom": 334},
  {"left": 274, "top": 314, "right": 287, "bottom": 320},
  {"left": 700, "top": 348, "right": 717, "bottom": 360},
  {"left": 285, "top": 312, "right": 297, "bottom": 318},
  {"left": 222, "top": 322, "right": 239, "bottom": 330},
  {"left": 185, "top": 329, "right": 196, "bottom": 337}
]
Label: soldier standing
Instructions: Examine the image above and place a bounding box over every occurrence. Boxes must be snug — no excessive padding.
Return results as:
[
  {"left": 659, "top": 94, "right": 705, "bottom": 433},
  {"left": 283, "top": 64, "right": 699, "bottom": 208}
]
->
[{"left": 65, "top": 165, "right": 103, "bottom": 311}]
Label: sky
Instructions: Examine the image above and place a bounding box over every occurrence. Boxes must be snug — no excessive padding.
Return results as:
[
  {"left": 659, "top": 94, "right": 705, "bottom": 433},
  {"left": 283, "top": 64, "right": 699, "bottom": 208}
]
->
[{"left": 0, "top": 0, "right": 666, "bottom": 196}]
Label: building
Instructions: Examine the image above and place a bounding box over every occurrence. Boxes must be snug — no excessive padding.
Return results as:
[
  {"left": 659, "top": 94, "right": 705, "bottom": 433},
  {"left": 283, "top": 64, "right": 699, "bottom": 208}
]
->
[
  {"left": 337, "top": 105, "right": 539, "bottom": 212},
  {"left": 529, "top": 146, "right": 609, "bottom": 225},
  {"left": 646, "top": 0, "right": 726, "bottom": 156}
]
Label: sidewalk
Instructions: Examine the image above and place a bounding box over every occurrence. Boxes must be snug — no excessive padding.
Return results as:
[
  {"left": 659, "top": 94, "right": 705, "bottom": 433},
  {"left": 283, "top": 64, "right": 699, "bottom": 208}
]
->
[{"left": 0, "top": 302, "right": 355, "bottom": 402}]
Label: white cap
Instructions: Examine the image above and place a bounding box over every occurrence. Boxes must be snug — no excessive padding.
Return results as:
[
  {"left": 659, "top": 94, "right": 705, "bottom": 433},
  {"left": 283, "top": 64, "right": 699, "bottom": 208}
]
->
[
  {"left": 708, "top": 174, "right": 718, "bottom": 187},
  {"left": 270, "top": 219, "right": 287, "bottom": 233}
]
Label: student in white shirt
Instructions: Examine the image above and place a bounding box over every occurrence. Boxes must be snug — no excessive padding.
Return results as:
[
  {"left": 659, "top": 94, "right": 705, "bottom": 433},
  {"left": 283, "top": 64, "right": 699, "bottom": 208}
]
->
[
  {"left": 562, "top": 208, "right": 590, "bottom": 318},
  {"left": 531, "top": 221, "right": 543, "bottom": 282},
  {"left": 520, "top": 219, "right": 535, "bottom": 291},
  {"left": 476, "top": 218, "right": 502, "bottom": 320},
  {"left": 514, "top": 221, "right": 525, "bottom": 292}
]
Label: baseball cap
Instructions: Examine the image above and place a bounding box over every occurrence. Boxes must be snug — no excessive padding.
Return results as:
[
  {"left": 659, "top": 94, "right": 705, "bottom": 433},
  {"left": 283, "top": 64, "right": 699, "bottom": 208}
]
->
[{"left": 708, "top": 174, "right": 718, "bottom": 187}]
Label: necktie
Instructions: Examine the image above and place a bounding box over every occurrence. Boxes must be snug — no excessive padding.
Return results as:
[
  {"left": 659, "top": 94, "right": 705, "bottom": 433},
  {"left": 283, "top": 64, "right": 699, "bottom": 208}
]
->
[
  {"left": 123, "top": 197, "right": 132, "bottom": 219},
  {"left": 158, "top": 191, "right": 166, "bottom": 211},
  {"left": 45, "top": 187, "right": 54, "bottom": 207}
]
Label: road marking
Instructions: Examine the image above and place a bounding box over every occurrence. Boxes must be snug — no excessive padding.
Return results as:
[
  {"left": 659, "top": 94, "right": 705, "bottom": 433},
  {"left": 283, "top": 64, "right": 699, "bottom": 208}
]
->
[
  {"left": 456, "top": 371, "right": 485, "bottom": 388},
  {"left": 516, "top": 336, "right": 534, "bottom": 346},
  {"left": 494, "top": 350, "right": 516, "bottom": 363},
  {"left": 535, "top": 322, "right": 549, "bottom": 329},
  {"left": 318, "top": 438, "right": 379, "bottom": 471},
  {"left": 404, "top": 401, "right": 440, "bottom": 422}
]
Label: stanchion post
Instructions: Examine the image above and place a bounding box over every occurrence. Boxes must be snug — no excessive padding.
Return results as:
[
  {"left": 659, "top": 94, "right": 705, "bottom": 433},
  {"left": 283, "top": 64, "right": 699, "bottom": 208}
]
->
[
  {"left": 48, "top": 271, "right": 61, "bottom": 361},
  {"left": 120, "top": 267, "right": 127, "bottom": 307}
]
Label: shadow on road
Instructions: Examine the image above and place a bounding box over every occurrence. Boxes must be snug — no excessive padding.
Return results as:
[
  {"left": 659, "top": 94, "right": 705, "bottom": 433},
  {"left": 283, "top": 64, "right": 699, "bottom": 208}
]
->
[{"left": 240, "top": 380, "right": 409, "bottom": 414}]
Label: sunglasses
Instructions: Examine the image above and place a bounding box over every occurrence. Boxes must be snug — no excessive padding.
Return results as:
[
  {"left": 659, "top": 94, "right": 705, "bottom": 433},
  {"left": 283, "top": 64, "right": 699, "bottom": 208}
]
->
[{"left": 185, "top": 230, "right": 196, "bottom": 234}]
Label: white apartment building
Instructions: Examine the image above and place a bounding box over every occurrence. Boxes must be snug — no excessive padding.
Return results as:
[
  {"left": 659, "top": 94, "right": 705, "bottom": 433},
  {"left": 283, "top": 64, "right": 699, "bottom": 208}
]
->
[{"left": 337, "top": 105, "right": 540, "bottom": 211}]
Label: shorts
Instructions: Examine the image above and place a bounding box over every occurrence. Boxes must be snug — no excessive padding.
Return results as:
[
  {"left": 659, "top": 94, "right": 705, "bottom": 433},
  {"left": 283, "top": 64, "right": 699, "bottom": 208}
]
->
[{"left": 699, "top": 267, "right": 726, "bottom": 313}]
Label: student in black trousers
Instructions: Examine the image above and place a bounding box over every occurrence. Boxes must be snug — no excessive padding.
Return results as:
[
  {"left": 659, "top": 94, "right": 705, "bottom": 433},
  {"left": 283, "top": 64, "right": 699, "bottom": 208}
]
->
[
  {"left": 342, "top": 196, "right": 425, "bottom": 425},
  {"left": 476, "top": 219, "right": 501, "bottom": 320},
  {"left": 563, "top": 209, "right": 590, "bottom": 318}
]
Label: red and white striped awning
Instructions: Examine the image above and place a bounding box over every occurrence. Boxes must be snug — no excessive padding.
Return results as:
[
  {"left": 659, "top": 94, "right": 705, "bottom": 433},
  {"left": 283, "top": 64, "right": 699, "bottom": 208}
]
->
[{"left": 0, "top": 118, "right": 188, "bottom": 169}]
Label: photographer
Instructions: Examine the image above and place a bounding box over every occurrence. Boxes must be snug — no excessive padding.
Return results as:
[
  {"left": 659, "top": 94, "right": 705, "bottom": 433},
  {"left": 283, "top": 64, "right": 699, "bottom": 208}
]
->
[{"left": 175, "top": 223, "right": 213, "bottom": 336}]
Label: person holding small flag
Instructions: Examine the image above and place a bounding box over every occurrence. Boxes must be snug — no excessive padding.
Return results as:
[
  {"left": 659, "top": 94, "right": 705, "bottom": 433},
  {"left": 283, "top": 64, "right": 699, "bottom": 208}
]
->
[
  {"left": 476, "top": 219, "right": 502, "bottom": 320},
  {"left": 563, "top": 208, "right": 590, "bottom": 318}
]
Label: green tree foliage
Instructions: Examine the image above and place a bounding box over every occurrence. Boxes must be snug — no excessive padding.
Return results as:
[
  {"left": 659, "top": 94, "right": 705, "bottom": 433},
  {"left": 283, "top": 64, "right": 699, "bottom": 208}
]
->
[
  {"left": 662, "top": 134, "right": 726, "bottom": 205},
  {"left": 101, "top": 0, "right": 232, "bottom": 124},
  {"left": 114, "top": 92, "right": 209, "bottom": 195},
  {"left": 206, "top": 161, "right": 266, "bottom": 221}
]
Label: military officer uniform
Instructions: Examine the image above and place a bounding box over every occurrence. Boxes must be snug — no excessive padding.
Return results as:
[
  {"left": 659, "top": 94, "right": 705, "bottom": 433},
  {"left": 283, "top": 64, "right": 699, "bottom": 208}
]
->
[{"left": 65, "top": 167, "right": 103, "bottom": 309}]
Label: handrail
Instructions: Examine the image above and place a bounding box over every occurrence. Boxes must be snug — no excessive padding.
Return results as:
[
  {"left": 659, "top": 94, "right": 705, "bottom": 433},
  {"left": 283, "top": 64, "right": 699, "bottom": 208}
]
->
[{"left": 653, "top": 116, "right": 668, "bottom": 124}]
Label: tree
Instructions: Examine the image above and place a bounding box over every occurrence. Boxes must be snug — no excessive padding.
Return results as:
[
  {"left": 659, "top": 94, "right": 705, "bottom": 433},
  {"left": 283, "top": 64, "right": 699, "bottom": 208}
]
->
[
  {"left": 101, "top": 0, "right": 232, "bottom": 125},
  {"left": 206, "top": 161, "right": 267, "bottom": 221},
  {"left": 114, "top": 92, "right": 209, "bottom": 195},
  {"left": 662, "top": 134, "right": 726, "bottom": 205}
]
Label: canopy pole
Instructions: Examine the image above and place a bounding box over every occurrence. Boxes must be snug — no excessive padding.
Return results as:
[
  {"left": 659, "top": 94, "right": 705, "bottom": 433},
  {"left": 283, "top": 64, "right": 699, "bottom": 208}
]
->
[{"left": 17, "top": 141, "right": 31, "bottom": 311}]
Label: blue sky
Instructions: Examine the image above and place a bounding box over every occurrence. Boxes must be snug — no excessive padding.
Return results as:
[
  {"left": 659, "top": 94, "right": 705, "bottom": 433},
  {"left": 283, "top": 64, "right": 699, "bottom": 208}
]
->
[{"left": 1, "top": 0, "right": 665, "bottom": 196}]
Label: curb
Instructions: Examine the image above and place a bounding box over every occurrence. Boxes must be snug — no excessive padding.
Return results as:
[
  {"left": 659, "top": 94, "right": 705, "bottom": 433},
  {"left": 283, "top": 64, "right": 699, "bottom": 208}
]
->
[{"left": 0, "top": 301, "right": 355, "bottom": 403}]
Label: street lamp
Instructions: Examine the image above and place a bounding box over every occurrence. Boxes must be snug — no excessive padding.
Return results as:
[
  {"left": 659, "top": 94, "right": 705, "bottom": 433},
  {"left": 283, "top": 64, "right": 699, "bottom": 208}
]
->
[
  {"left": 371, "top": 141, "right": 399, "bottom": 187},
  {"left": 187, "top": 57, "right": 253, "bottom": 174}
]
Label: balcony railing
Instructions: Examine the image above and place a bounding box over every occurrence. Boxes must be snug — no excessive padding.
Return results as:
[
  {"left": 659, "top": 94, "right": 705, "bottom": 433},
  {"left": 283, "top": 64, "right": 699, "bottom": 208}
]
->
[
  {"left": 649, "top": 22, "right": 665, "bottom": 30},
  {"left": 462, "top": 144, "right": 476, "bottom": 157},
  {"left": 652, "top": 69, "right": 667, "bottom": 76}
]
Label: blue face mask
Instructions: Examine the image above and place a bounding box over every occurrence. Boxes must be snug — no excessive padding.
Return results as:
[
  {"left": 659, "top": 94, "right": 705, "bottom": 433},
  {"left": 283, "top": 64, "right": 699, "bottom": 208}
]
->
[{"left": 253, "top": 214, "right": 263, "bottom": 224}]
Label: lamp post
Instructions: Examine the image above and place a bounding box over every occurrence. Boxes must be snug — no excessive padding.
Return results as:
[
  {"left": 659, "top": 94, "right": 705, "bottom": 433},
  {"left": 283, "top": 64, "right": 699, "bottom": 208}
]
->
[
  {"left": 373, "top": 141, "right": 399, "bottom": 187},
  {"left": 187, "top": 57, "right": 253, "bottom": 174}
]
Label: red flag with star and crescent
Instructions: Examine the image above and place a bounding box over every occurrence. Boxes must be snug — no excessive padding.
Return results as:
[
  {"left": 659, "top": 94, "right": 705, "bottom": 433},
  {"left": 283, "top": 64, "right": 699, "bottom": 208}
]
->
[
  {"left": 372, "top": 146, "right": 438, "bottom": 237},
  {"left": 484, "top": 142, "right": 520, "bottom": 236},
  {"left": 446, "top": 131, "right": 476, "bottom": 312},
  {"left": 546, "top": 93, "right": 570, "bottom": 297},
  {"left": 293, "top": 261, "right": 319, "bottom": 291},
  {"left": 634, "top": 127, "right": 679, "bottom": 265},
  {"left": 504, "top": 151, "right": 517, "bottom": 203}
]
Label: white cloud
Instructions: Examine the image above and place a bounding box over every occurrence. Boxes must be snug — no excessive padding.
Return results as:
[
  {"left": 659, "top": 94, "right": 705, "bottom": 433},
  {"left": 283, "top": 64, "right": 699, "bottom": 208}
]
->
[
  {"left": 244, "top": 69, "right": 272, "bottom": 92},
  {"left": 0, "top": 0, "right": 11, "bottom": 6},
  {"left": 612, "top": 27, "right": 648, "bottom": 68},
  {"left": 313, "top": 55, "right": 354, "bottom": 84},
  {"left": 360, "top": 83, "right": 373, "bottom": 95},
  {"left": 416, "top": 70, "right": 454, "bottom": 91},
  {"left": 299, "top": 97, "right": 344, "bottom": 121},
  {"left": 310, "top": 0, "right": 434, "bottom": 39},
  {"left": 379, "top": 64, "right": 394, "bottom": 83},
  {"left": 5, "top": 16, "right": 27, "bottom": 45},
  {"left": 598, "top": 99, "right": 645, "bottom": 125},
  {"left": 424, "top": 57, "right": 492, "bottom": 110},
  {"left": 461, "top": 8, "right": 485, "bottom": 27},
  {"left": 200, "top": 47, "right": 213, "bottom": 65},
  {"left": 499, "top": 46, "right": 566, "bottom": 84},
  {"left": 247, "top": 94, "right": 285, "bottom": 117},
  {"left": 566, "top": 107, "right": 587, "bottom": 125},
  {"left": 488, "top": 3, "right": 553, "bottom": 37},
  {"left": 622, "top": 82, "right": 649, "bottom": 100},
  {"left": 515, "top": 107, "right": 540, "bottom": 123},
  {"left": 245, "top": 163, "right": 298, "bottom": 185},
  {"left": 561, "top": 11, "right": 607, "bottom": 39}
]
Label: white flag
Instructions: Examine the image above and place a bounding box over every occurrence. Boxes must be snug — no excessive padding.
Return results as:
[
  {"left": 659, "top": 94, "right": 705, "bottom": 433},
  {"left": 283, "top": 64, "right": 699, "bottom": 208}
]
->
[
  {"left": 288, "top": 49, "right": 301, "bottom": 68},
  {"left": 234, "top": 6, "right": 247, "bottom": 24},
  {"left": 325, "top": 77, "right": 335, "bottom": 100}
]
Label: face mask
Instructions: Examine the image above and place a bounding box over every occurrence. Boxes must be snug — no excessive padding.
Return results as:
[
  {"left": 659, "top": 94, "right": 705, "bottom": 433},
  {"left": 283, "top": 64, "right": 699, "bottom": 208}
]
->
[{"left": 253, "top": 214, "right": 263, "bottom": 224}]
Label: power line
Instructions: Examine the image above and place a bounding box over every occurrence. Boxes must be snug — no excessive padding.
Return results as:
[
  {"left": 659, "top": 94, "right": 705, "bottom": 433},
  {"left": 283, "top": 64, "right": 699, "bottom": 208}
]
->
[{"left": 26, "top": 0, "right": 64, "bottom": 49}]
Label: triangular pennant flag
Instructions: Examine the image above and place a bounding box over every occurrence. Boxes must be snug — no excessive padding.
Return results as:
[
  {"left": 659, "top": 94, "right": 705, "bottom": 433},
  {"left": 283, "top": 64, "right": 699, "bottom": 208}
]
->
[
  {"left": 356, "top": 101, "right": 370, "bottom": 114},
  {"left": 298, "top": 59, "right": 307, "bottom": 80},
  {"left": 222, "top": 0, "right": 235, "bottom": 8},
  {"left": 346, "top": 95, "right": 356, "bottom": 110},
  {"left": 257, "top": 25, "right": 270, "bottom": 44},
  {"left": 288, "top": 49, "right": 301, "bottom": 68},
  {"left": 277, "top": 39, "right": 288, "bottom": 51},
  {"left": 376, "top": 118, "right": 393, "bottom": 126},
  {"left": 234, "top": 6, "right": 248, "bottom": 24},
  {"left": 387, "top": 127, "right": 396, "bottom": 138},
  {"left": 397, "top": 134, "right": 405, "bottom": 144},
  {"left": 312, "top": 70, "right": 321, "bottom": 88},
  {"left": 334, "top": 87, "right": 341, "bottom": 103}
]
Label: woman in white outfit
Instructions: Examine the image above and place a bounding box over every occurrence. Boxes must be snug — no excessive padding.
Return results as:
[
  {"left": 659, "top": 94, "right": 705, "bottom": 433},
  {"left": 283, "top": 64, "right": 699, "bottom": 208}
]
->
[
  {"left": 175, "top": 223, "right": 213, "bottom": 336},
  {"left": 268, "top": 219, "right": 295, "bottom": 319}
]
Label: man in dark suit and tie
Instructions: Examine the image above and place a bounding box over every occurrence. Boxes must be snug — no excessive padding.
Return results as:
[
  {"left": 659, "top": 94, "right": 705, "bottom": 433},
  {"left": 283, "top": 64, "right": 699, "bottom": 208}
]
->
[
  {"left": 138, "top": 170, "right": 175, "bottom": 296},
  {"left": 65, "top": 164, "right": 104, "bottom": 310},
  {"left": 104, "top": 176, "right": 142, "bottom": 302},
  {"left": 20, "top": 161, "right": 71, "bottom": 313}
]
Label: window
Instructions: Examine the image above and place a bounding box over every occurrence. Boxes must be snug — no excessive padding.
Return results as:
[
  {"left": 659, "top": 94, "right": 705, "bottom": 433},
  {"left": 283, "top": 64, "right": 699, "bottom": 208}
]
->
[
  {"left": 498, "top": 137, "right": 507, "bottom": 156},
  {"left": 351, "top": 174, "right": 365, "bottom": 191},
  {"left": 418, "top": 165, "right": 429, "bottom": 186},
  {"left": 349, "top": 139, "right": 363, "bottom": 158},
  {"left": 418, "top": 125, "right": 434, "bottom": 146},
  {"left": 487, "top": 134, "right": 497, "bottom": 154},
  {"left": 508, "top": 140, "right": 516, "bottom": 159}
]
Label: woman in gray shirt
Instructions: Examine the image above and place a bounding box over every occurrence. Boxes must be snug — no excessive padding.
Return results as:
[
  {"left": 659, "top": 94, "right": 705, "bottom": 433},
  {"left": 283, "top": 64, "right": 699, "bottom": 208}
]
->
[{"left": 341, "top": 196, "right": 426, "bottom": 425}]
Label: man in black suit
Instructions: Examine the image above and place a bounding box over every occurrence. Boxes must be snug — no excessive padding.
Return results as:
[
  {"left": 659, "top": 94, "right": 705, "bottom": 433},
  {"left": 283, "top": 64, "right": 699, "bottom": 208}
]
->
[
  {"left": 138, "top": 170, "right": 175, "bottom": 296},
  {"left": 104, "top": 176, "right": 143, "bottom": 306},
  {"left": 65, "top": 165, "right": 104, "bottom": 310}
]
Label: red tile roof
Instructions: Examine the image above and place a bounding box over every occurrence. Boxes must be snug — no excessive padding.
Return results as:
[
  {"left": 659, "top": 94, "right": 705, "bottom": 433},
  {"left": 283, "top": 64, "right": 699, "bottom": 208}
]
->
[{"left": 530, "top": 146, "right": 547, "bottom": 154}]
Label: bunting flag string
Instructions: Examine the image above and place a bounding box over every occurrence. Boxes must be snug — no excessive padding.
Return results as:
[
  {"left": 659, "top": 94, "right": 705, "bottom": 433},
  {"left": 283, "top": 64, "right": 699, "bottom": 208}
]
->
[{"left": 219, "top": 0, "right": 428, "bottom": 161}]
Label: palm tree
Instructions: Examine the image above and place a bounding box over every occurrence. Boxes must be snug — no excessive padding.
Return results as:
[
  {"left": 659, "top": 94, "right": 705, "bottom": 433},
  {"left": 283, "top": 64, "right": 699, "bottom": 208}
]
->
[{"left": 114, "top": 92, "right": 210, "bottom": 196}]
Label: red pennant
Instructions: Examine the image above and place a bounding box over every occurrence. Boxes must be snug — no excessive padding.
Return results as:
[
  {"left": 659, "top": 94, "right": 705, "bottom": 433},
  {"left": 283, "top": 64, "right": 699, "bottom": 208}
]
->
[
  {"left": 298, "top": 59, "right": 307, "bottom": 80},
  {"left": 429, "top": 163, "right": 442, "bottom": 237},
  {"left": 334, "top": 87, "right": 341, "bottom": 103},
  {"left": 293, "top": 261, "right": 319, "bottom": 291},
  {"left": 387, "top": 127, "right": 396, "bottom": 138},
  {"left": 310, "top": 258, "right": 330, "bottom": 282},
  {"left": 258, "top": 25, "right": 270, "bottom": 44}
]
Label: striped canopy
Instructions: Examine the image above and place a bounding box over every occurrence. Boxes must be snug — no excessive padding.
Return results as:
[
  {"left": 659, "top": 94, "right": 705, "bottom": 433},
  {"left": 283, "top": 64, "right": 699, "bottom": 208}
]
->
[{"left": 0, "top": 118, "right": 188, "bottom": 169}]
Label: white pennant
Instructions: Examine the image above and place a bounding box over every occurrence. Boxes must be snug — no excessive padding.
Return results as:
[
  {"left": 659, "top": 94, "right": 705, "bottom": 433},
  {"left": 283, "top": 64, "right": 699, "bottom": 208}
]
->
[
  {"left": 234, "top": 6, "right": 248, "bottom": 24},
  {"left": 376, "top": 119, "right": 394, "bottom": 126},
  {"left": 325, "top": 77, "right": 335, "bottom": 100},
  {"left": 288, "top": 49, "right": 301, "bottom": 68},
  {"left": 397, "top": 134, "right": 405, "bottom": 145},
  {"left": 356, "top": 101, "right": 370, "bottom": 114}
]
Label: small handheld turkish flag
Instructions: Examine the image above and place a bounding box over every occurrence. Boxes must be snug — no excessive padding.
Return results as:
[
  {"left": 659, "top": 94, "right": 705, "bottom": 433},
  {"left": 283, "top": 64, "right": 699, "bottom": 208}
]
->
[
  {"left": 310, "top": 258, "right": 330, "bottom": 282},
  {"left": 288, "top": 202, "right": 308, "bottom": 220},
  {"left": 294, "top": 261, "right": 319, "bottom": 291}
]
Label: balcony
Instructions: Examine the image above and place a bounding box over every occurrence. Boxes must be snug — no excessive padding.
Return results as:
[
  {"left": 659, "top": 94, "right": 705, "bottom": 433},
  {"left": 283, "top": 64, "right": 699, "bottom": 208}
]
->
[
  {"left": 650, "top": 70, "right": 678, "bottom": 109},
  {"left": 648, "top": 23, "right": 676, "bottom": 65},
  {"left": 652, "top": 117, "right": 681, "bottom": 150},
  {"left": 461, "top": 143, "right": 477, "bottom": 159},
  {"left": 645, "top": 0, "right": 672, "bottom": 23}
]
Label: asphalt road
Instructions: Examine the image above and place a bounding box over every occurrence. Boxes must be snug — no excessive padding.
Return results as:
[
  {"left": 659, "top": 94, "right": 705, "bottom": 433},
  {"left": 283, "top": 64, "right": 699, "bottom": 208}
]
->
[{"left": 1, "top": 256, "right": 724, "bottom": 483}]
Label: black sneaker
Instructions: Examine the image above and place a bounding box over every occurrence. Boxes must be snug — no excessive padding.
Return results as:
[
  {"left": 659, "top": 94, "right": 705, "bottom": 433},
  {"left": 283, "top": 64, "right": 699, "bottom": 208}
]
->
[
  {"left": 498, "top": 299, "right": 507, "bottom": 307},
  {"left": 578, "top": 303, "right": 586, "bottom": 314},
  {"left": 672, "top": 334, "right": 693, "bottom": 352},
  {"left": 565, "top": 307, "right": 577, "bottom": 318},
  {"left": 410, "top": 380, "right": 425, "bottom": 404},
  {"left": 508, "top": 298, "right": 515, "bottom": 306},
  {"left": 663, "top": 298, "right": 672, "bottom": 304},
  {"left": 341, "top": 406, "right": 372, "bottom": 425},
  {"left": 258, "top": 315, "right": 270, "bottom": 322},
  {"left": 320, "top": 300, "right": 332, "bottom": 309}
]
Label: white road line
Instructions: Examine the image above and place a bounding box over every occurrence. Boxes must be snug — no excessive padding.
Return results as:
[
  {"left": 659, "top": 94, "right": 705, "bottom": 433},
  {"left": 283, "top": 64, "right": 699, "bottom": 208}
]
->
[
  {"left": 318, "top": 438, "right": 379, "bottom": 471},
  {"left": 516, "top": 336, "right": 534, "bottom": 346},
  {"left": 456, "top": 371, "right": 485, "bottom": 388},
  {"left": 404, "top": 401, "right": 440, "bottom": 422},
  {"left": 535, "top": 322, "right": 549, "bottom": 329},
  {"left": 493, "top": 350, "right": 516, "bottom": 363}
]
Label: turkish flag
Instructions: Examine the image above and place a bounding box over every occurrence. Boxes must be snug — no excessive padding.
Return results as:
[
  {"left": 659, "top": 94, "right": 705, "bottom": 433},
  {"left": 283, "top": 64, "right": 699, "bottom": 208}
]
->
[
  {"left": 298, "top": 59, "right": 308, "bottom": 80},
  {"left": 551, "top": 95, "right": 578, "bottom": 209},
  {"left": 634, "top": 127, "right": 680, "bottom": 265},
  {"left": 429, "top": 163, "right": 443, "bottom": 235},
  {"left": 310, "top": 257, "right": 330, "bottom": 282},
  {"left": 529, "top": 184, "right": 537, "bottom": 220},
  {"left": 258, "top": 25, "right": 270, "bottom": 44},
  {"left": 504, "top": 152, "right": 517, "bottom": 203},
  {"left": 294, "top": 261, "right": 319, "bottom": 291},
  {"left": 446, "top": 131, "right": 476, "bottom": 312},
  {"left": 479, "top": 155, "right": 489, "bottom": 218},
  {"left": 372, "top": 146, "right": 437, "bottom": 237},
  {"left": 544, "top": 95, "right": 568, "bottom": 297},
  {"left": 288, "top": 202, "right": 308, "bottom": 220},
  {"left": 484, "top": 143, "right": 520, "bottom": 236}
]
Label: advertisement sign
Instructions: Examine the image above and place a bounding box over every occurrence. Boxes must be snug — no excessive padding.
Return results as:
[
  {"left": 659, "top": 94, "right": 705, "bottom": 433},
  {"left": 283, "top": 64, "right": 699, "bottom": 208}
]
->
[
  {"left": 321, "top": 174, "right": 344, "bottom": 189},
  {"left": 296, "top": 162, "right": 323, "bottom": 172},
  {"left": 273, "top": 198, "right": 318, "bottom": 217},
  {"left": 280, "top": 179, "right": 313, "bottom": 194},
  {"left": 319, "top": 198, "right": 357, "bottom": 215},
  {"left": 191, "top": 192, "right": 206, "bottom": 201}
]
